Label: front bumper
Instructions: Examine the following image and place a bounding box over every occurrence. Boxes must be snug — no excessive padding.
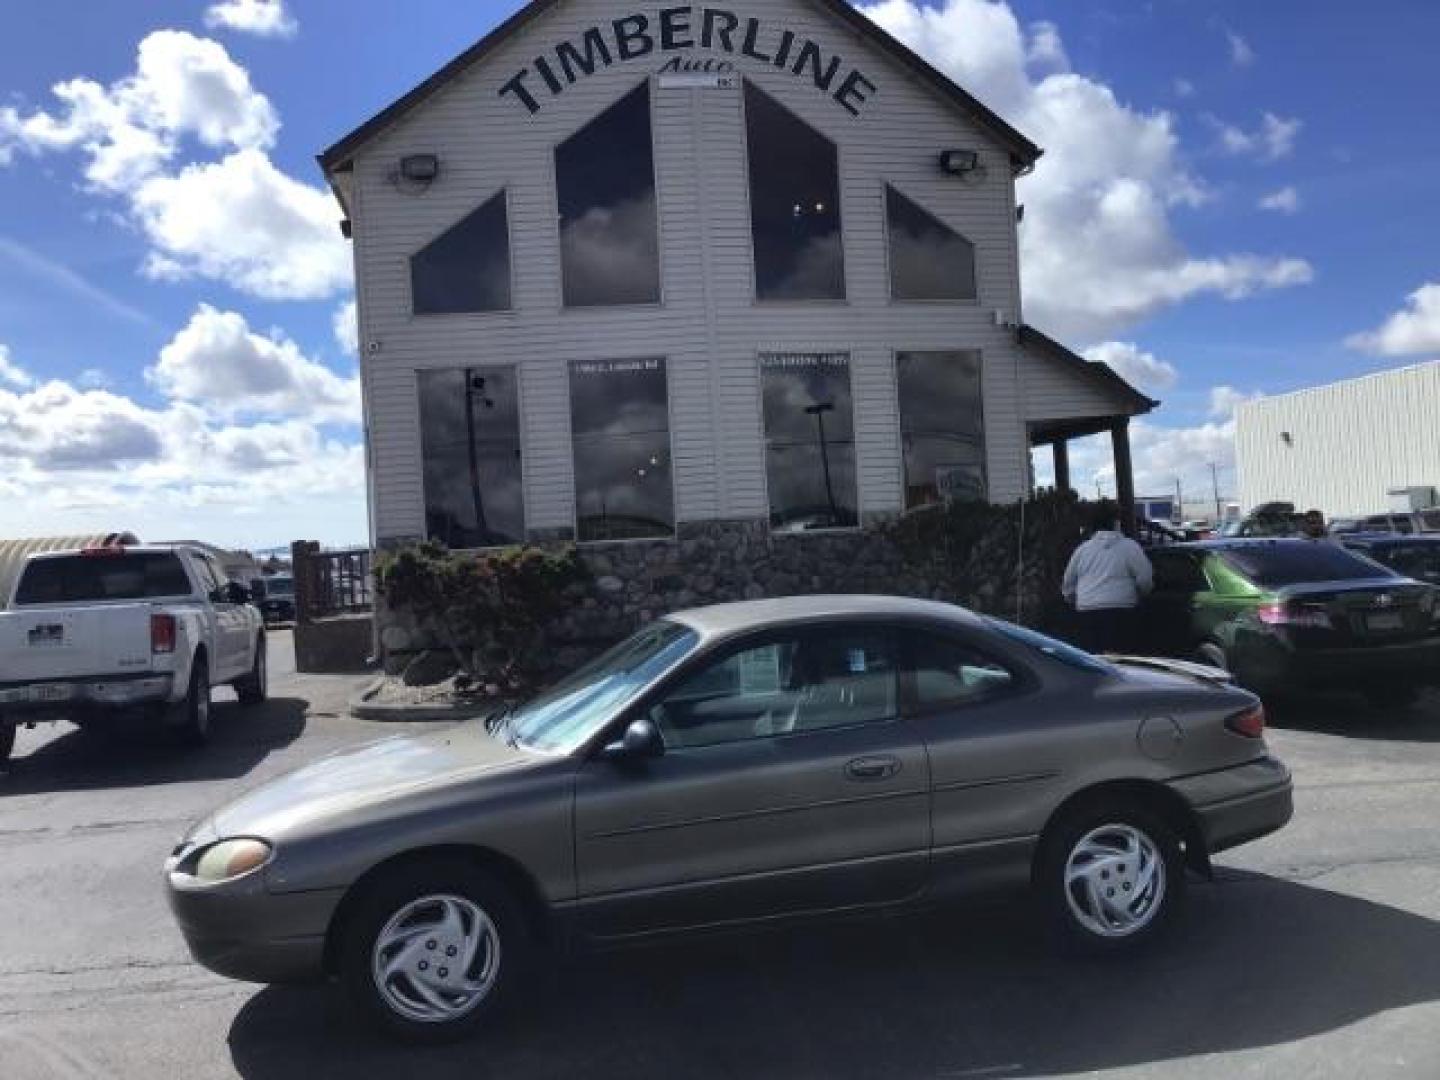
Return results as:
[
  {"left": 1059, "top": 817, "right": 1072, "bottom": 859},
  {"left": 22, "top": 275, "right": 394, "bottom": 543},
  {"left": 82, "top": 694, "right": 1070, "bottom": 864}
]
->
[
  {"left": 1169, "top": 755, "right": 1294, "bottom": 855},
  {"left": 165, "top": 861, "right": 342, "bottom": 985},
  {"left": 0, "top": 674, "right": 174, "bottom": 719}
]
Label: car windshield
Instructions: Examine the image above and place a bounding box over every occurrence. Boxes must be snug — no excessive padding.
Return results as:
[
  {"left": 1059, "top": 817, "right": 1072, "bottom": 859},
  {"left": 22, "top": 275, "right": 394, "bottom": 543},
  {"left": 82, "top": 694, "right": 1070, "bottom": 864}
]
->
[
  {"left": 983, "top": 617, "right": 1114, "bottom": 674},
  {"left": 1221, "top": 543, "right": 1396, "bottom": 588},
  {"left": 13, "top": 551, "right": 192, "bottom": 605},
  {"left": 506, "top": 620, "right": 700, "bottom": 754}
]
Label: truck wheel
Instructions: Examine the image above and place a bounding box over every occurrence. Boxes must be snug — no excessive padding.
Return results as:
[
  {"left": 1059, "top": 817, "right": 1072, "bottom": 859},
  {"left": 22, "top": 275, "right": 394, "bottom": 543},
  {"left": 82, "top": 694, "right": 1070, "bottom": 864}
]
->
[
  {"left": 0, "top": 722, "right": 14, "bottom": 765},
  {"left": 174, "top": 658, "right": 212, "bottom": 747},
  {"left": 235, "top": 636, "right": 268, "bottom": 706}
]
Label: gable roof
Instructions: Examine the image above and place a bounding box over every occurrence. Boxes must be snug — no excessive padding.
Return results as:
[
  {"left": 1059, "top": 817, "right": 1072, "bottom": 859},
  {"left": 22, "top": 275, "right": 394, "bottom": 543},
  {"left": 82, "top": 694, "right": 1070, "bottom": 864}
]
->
[
  {"left": 318, "top": 0, "right": 1042, "bottom": 194},
  {"left": 1017, "top": 324, "right": 1159, "bottom": 418}
]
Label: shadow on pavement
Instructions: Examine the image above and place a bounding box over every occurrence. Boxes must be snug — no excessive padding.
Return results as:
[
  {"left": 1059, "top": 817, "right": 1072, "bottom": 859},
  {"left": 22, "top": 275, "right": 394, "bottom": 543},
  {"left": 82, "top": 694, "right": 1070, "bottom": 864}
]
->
[
  {"left": 1267, "top": 691, "right": 1440, "bottom": 743},
  {"left": 228, "top": 872, "right": 1440, "bottom": 1079},
  {"left": 1, "top": 698, "right": 308, "bottom": 794}
]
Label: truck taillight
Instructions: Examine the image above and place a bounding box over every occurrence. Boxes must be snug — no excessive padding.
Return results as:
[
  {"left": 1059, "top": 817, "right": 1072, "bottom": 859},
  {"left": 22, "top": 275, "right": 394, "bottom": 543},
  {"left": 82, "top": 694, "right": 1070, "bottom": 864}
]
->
[
  {"left": 151, "top": 614, "right": 176, "bottom": 655},
  {"left": 1226, "top": 705, "right": 1266, "bottom": 739}
]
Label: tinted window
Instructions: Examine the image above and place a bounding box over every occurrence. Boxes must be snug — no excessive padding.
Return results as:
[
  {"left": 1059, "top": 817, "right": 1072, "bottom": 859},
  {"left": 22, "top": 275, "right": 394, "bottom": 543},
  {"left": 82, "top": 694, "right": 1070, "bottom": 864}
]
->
[
  {"left": 910, "top": 633, "right": 1015, "bottom": 708},
  {"left": 411, "top": 192, "right": 512, "bottom": 314},
  {"left": 983, "top": 618, "right": 1114, "bottom": 674},
  {"left": 1221, "top": 544, "right": 1397, "bottom": 588},
  {"left": 761, "top": 353, "right": 858, "bottom": 531},
  {"left": 1361, "top": 545, "right": 1440, "bottom": 584},
  {"left": 652, "top": 628, "right": 896, "bottom": 750},
  {"left": 419, "top": 367, "right": 524, "bottom": 548},
  {"left": 265, "top": 576, "right": 294, "bottom": 598},
  {"left": 570, "top": 358, "right": 673, "bottom": 542},
  {"left": 508, "top": 621, "right": 698, "bottom": 754},
  {"left": 1151, "top": 552, "right": 1209, "bottom": 592},
  {"left": 744, "top": 81, "right": 845, "bottom": 301},
  {"left": 887, "top": 186, "right": 977, "bottom": 301},
  {"left": 556, "top": 82, "right": 660, "bottom": 307},
  {"left": 15, "top": 553, "right": 193, "bottom": 605},
  {"left": 898, "top": 350, "right": 986, "bottom": 508}
]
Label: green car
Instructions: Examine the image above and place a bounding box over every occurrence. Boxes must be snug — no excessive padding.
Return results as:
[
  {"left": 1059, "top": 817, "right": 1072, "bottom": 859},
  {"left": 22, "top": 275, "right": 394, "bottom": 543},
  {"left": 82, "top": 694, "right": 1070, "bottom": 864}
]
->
[{"left": 1145, "top": 539, "right": 1440, "bottom": 706}]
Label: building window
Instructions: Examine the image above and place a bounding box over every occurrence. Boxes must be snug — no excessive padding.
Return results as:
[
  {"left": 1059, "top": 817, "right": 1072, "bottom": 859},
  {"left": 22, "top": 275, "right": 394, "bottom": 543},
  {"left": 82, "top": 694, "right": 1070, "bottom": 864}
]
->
[
  {"left": 411, "top": 192, "right": 512, "bottom": 314},
  {"left": 570, "top": 358, "right": 673, "bottom": 541},
  {"left": 555, "top": 82, "right": 661, "bottom": 307},
  {"left": 761, "top": 353, "right": 858, "bottom": 531},
  {"left": 418, "top": 367, "right": 525, "bottom": 548},
  {"left": 744, "top": 82, "right": 845, "bottom": 301},
  {"left": 898, "top": 350, "right": 986, "bottom": 508},
  {"left": 886, "top": 186, "right": 976, "bottom": 302}
]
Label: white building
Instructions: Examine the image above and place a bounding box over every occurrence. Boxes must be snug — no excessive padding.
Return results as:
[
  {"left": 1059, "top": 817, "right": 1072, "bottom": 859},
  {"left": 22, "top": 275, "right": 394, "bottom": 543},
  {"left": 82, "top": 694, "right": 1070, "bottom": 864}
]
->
[
  {"left": 1237, "top": 361, "right": 1440, "bottom": 517},
  {"left": 320, "top": 0, "right": 1154, "bottom": 555}
]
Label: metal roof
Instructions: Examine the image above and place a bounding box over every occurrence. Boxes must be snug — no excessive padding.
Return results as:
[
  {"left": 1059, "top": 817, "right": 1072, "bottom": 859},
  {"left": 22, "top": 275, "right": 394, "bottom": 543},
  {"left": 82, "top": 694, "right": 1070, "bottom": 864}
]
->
[
  {"left": 317, "top": 0, "right": 1044, "bottom": 214},
  {"left": 0, "top": 533, "right": 139, "bottom": 609}
]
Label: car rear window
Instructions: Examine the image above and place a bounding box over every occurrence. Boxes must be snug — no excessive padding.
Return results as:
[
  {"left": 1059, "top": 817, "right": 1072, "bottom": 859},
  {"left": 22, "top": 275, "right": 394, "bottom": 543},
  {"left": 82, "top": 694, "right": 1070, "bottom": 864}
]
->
[
  {"left": 13, "top": 552, "right": 193, "bottom": 605},
  {"left": 983, "top": 618, "right": 1113, "bottom": 675},
  {"left": 1219, "top": 544, "right": 1396, "bottom": 588}
]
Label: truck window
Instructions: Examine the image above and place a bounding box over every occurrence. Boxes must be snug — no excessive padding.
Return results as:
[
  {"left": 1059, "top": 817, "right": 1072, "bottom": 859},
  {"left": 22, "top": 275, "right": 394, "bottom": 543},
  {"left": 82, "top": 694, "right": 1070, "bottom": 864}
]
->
[{"left": 13, "top": 552, "right": 194, "bottom": 605}]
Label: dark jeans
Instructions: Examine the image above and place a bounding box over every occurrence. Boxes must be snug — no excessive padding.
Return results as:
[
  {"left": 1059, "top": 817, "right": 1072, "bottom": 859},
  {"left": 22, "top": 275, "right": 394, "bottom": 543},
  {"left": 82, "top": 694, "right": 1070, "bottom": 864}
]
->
[{"left": 1074, "top": 607, "right": 1139, "bottom": 655}]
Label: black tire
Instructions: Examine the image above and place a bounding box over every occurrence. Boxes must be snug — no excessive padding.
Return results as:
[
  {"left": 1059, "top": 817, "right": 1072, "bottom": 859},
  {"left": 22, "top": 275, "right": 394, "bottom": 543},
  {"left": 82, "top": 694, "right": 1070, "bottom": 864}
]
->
[
  {"left": 339, "top": 858, "right": 532, "bottom": 1044},
  {"left": 235, "top": 636, "right": 268, "bottom": 706},
  {"left": 1035, "top": 800, "right": 1185, "bottom": 954},
  {"left": 1365, "top": 684, "right": 1421, "bottom": 711},
  {"left": 0, "top": 722, "right": 14, "bottom": 765},
  {"left": 173, "top": 657, "right": 212, "bottom": 747}
]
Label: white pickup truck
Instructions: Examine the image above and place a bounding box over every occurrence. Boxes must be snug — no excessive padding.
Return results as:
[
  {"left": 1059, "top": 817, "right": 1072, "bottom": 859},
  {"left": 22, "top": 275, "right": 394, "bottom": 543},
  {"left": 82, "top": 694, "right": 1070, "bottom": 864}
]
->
[{"left": 0, "top": 543, "right": 267, "bottom": 763}]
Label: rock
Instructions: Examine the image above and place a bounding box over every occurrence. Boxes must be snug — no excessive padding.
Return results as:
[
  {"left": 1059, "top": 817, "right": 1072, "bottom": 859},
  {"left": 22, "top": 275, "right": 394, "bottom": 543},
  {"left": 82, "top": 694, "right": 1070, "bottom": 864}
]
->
[{"left": 401, "top": 650, "right": 459, "bottom": 687}]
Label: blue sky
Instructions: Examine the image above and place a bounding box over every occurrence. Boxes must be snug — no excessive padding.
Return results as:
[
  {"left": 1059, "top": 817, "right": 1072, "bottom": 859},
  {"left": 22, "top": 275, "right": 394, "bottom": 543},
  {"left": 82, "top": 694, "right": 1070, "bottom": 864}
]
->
[{"left": 1, "top": 0, "right": 1438, "bottom": 546}]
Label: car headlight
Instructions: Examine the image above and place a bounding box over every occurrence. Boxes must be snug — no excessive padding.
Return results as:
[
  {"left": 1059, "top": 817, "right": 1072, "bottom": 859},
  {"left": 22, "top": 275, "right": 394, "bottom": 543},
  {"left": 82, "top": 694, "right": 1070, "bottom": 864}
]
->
[{"left": 192, "top": 839, "right": 273, "bottom": 883}]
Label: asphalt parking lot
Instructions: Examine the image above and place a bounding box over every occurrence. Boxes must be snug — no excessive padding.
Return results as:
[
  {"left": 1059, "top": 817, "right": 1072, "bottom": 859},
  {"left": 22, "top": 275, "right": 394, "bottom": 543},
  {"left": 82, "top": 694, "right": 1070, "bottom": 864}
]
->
[{"left": 2, "top": 633, "right": 1439, "bottom": 1079}]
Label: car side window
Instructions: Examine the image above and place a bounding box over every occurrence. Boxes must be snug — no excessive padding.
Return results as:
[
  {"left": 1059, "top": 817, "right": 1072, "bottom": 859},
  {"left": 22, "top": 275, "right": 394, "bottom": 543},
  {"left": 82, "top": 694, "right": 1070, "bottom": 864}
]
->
[
  {"left": 1151, "top": 553, "right": 1208, "bottom": 593},
  {"left": 908, "top": 633, "right": 1016, "bottom": 710},
  {"left": 650, "top": 627, "right": 897, "bottom": 750},
  {"left": 190, "top": 554, "right": 220, "bottom": 596}
]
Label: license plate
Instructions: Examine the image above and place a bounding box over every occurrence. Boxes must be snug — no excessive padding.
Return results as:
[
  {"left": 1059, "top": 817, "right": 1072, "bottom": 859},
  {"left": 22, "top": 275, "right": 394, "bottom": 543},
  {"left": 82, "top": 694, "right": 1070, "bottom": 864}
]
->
[
  {"left": 1366, "top": 611, "right": 1405, "bottom": 632},
  {"left": 30, "top": 684, "right": 73, "bottom": 703},
  {"left": 28, "top": 624, "right": 65, "bottom": 647}
]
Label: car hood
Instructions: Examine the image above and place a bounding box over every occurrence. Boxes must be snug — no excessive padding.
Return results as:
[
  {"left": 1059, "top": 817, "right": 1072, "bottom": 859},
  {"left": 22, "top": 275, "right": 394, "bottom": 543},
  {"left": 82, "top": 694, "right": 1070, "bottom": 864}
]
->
[{"left": 192, "top": 724, "right": 536, "bottom": 843}]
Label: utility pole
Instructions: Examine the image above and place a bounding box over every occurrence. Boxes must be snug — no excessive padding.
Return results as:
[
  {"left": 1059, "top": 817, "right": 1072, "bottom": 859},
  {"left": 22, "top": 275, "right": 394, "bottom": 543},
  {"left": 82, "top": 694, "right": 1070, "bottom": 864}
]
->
[
  {"left": 1210, "top": 462, "right": 1222, "bottom": 522},
  {"left": 1175, "top": 477, "right": 1183, "bottom": 523}
]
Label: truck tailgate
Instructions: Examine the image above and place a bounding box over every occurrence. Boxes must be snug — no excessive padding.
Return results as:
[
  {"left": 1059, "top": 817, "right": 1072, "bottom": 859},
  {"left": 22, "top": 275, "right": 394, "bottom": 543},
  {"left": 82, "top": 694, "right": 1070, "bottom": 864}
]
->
[{"left": 0, "top": 605, "right": 156, "bottom": 683}]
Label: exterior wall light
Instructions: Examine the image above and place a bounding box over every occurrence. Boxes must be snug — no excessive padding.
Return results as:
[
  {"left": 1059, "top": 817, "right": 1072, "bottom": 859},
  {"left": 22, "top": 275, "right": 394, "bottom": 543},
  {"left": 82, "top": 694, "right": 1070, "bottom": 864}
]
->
[
  {"left": 391, "top": 154, "right": 441, "bottom": 192},
  {"left": 939, "top": 149, "right": 980, "bottom": 175}
]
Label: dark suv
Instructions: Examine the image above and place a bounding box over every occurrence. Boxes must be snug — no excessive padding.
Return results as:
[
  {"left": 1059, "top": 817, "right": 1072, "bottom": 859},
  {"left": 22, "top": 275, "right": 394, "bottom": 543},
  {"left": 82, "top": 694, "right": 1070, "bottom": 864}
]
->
[
  {"left": 1145, "top": 539, "right": 1440, "bottom": 706},
  {"left": 1341, "top": 534, "right": 1440, "bottom": 586}
]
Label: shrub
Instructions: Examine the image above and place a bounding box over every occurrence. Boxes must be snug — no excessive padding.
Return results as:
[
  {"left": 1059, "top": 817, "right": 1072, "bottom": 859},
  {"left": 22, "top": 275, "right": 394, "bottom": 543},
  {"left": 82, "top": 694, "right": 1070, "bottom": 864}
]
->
[{"left": 374, "top": 542, "right": 589, "bottom": 692}]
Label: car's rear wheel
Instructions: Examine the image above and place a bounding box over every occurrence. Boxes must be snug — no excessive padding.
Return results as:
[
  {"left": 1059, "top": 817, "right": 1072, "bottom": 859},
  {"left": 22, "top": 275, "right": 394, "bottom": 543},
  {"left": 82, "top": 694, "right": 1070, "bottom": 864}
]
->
[
  {"left": 235, "top": 637, "right": 267, "bottom": 706},
  {"left": 0, "top": 721, "right": 14, "bottom": 765},
  {"left": 1036, "top": 801, "right": 1184, "bottom": 953},
  {"left": 339, "top": 858, "right": 530, "bottom": 1043},
  {"left": 173, "top": 658, "right": 211, "bottom": 747}
]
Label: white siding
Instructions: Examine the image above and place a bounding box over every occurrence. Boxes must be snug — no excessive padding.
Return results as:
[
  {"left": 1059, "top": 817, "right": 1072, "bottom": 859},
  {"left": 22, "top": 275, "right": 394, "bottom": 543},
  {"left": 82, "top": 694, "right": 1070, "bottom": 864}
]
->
[
  {"left": 1237, "top": 361, "right": 1440, "bottom": 516},
  {"left": 345, "top": 0, "right": 1113, "bottom": 542}
]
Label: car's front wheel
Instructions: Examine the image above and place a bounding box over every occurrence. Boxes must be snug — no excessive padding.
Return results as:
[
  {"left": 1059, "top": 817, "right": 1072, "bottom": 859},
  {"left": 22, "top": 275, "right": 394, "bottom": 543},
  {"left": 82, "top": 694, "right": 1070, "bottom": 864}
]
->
[
  {"left": 340, "top": 858, "right": 530, "bottom": 1043},
  {"left": 1036, "top": 802, "right": 1184, "bottom": 953},
  {"left": 0, "top": 721, "right": 14, "bottom": 765}
]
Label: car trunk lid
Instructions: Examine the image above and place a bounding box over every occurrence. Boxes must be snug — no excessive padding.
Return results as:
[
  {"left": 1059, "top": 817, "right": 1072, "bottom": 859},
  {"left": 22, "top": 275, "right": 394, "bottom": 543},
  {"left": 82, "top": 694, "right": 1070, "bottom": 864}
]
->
[{"left": 1272, "top": 579, "right": 1436, "bottom": 646}]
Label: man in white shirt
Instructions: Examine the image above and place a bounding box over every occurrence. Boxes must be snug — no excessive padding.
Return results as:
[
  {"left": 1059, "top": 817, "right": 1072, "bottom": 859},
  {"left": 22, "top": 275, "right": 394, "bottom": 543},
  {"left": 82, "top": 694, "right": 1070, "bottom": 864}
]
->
[{"left": 1062, "top": 505, "right": 1155, "bottom": 655}]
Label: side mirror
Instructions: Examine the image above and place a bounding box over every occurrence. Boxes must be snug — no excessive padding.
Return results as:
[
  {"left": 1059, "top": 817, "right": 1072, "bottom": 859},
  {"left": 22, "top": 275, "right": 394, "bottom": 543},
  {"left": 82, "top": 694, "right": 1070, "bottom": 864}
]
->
[{"left": 603, "top": 716, "right": 664, "bottom": 764}]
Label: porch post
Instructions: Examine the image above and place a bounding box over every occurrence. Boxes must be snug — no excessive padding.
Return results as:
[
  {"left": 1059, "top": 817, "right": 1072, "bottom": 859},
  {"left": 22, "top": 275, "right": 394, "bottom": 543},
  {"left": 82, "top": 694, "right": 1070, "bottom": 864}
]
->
[
  {"left": 1052, "top": 440, "right": 1071, "bottom": 495},
  {"left": 1111, "top": 419, "right": 1137, "bottom": 536}
]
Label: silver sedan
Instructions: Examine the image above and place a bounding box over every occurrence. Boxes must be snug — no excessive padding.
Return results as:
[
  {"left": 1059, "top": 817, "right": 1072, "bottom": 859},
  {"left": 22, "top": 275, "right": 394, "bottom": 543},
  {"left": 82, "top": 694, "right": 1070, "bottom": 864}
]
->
[{"left": 165, "top": 596, "right": 1293, "bottom": 1042}]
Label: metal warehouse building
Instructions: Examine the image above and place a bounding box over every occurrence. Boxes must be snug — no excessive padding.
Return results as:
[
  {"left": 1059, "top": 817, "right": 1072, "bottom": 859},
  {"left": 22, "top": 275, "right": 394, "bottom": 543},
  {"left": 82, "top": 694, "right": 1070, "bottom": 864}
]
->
[
  {"left": 1237, "top": 360, "right": 1440, "bottom": 517},
  {"left": 320, "top": 0, "right": 1154, "bottom": 557}
]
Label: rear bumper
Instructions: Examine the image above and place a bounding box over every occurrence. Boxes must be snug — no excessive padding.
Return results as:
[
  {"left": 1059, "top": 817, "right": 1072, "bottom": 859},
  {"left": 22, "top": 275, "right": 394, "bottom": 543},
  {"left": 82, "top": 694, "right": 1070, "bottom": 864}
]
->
[
  {"left": 0, "top": 674, "right": 174, "bottom": 719},
  {"left": 1242, "top": 637, "right": 1440, "bottom": 692},
  {"left": 1169, "top": 756, "right": 1294, "bottom": 855}
]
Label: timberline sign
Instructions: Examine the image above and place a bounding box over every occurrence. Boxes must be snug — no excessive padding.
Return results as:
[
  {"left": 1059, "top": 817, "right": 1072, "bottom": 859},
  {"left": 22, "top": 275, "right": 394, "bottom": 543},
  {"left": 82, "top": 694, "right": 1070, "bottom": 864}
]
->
[{"left": 500, "top": 7, "right": 878, "bottom": 117}]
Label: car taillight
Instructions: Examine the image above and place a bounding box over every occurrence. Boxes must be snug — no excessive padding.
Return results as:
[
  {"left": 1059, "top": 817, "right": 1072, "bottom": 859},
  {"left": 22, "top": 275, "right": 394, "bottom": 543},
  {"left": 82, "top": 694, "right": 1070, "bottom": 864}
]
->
[
  {"left": 1257, "top": 601, "right": 1331, "bottom": 629},
  {"left": 151, "top": 613, "right": 176, "bottom": 655},
  {"left": 1226, "top": 704, "right": 1266, "bottom": 739}
]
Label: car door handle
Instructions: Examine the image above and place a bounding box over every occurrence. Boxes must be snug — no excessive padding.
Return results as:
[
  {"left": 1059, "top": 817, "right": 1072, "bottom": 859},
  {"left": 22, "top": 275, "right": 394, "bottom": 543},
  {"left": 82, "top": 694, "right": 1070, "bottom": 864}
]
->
[{"left": 845, "top": 755, "right": 901, "bottom": 782}]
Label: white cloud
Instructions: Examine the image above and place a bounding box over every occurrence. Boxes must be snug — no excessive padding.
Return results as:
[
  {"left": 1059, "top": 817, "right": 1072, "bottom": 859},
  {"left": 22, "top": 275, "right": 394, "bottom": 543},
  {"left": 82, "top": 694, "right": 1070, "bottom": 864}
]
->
[
  {"left": 131, "top": 149, "right": 350, "bottom": 299},
  {"left": 0, "top": 31, "right": 348, "bottom": 301},
  {"left": 1226, "top": 28, "right": 1256, "bottom": 68},
  {"left": 860, "top": 1, "right": 1312, "bottom": 342},
  {"left": 0, "top": 344, "right": 33, "bottom": 389},
  {"left": 1258, "top": 186, "right": 1301, "bottom": 214},
  {"left": 1081, "top": 341, "right": 1178, "bottom": 394},
  {"left": 1209, "top": 385, "right": 1265, "bottom": 418},
  {"left": 204, "top": 0, "right": 298, "bottom": 39},
  {"left": 147, "top": 304, "right": 360, "bottom": 423},
  {"left": 0, "top": 234, "right": 159, "bottom": 329},
  {"left": 1025, "top": 21, "right": 1068, "bottom": 72},
  {"left": 1209, "top": 112, "right": 1302, "bottom": 162},
  {"left": 333, "top": 298, "right": 359, "bottom": 356},
  {"left": 1346, "top": 283, "right": 1440, "bottom": 357},
  {"left": 1173, "top": 78, "right": 1196, "bottom": 99}
]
